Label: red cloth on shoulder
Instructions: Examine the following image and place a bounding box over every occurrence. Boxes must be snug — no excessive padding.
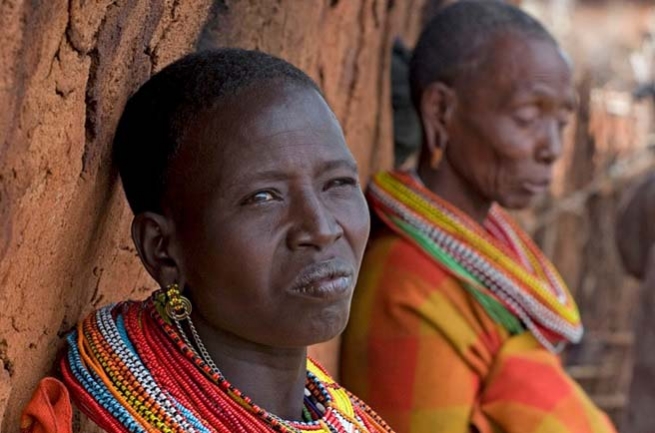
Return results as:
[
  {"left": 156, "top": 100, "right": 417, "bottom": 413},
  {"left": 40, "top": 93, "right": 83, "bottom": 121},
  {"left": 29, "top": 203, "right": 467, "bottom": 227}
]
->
[{"left": 20, "top": 377, "right": 73, "bottom": 433}]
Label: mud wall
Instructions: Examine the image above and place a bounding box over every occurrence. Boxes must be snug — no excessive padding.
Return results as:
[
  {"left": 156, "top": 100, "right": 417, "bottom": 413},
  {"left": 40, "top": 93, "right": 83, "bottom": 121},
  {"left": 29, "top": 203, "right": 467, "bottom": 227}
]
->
[{"left": 0, "top": 1, "right": 428, "bottom": 429}]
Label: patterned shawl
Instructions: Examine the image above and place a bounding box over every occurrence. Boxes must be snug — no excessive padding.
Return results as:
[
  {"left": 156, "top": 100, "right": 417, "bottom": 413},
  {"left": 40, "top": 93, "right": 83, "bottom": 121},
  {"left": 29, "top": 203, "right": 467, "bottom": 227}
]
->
[
  {"left": 368, "top": 171, "right": 583, "bottom": 352},
  {"left": 340, "top": 170, "right": 615, "bottom": 433}
]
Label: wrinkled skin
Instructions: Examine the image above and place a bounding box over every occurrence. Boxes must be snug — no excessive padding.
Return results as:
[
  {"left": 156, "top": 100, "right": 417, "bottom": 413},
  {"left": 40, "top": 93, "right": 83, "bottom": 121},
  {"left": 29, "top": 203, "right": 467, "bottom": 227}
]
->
[{"left": 418, "top": 32, "right": 575, "bottom": 222}]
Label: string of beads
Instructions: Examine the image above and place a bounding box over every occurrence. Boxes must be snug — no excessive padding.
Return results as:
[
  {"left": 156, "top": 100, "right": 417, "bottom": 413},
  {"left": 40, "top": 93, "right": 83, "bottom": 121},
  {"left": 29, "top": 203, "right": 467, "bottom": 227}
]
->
[
  {"left": 368, "top": 171, "right": 583, "bottom": 353},
  {"left": 61, "top": 291, "right": 394, "bottom": 433}
]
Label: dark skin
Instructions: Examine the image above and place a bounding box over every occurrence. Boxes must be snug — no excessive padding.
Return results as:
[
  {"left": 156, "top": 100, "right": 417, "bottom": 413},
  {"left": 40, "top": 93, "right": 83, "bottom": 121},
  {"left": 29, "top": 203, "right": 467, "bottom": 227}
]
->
[
  {"left": 131, "top": 83, "right": 370, "bottom": 420},
  {"left": 418, "top": 32, "right": 576, "bottom": 223}
]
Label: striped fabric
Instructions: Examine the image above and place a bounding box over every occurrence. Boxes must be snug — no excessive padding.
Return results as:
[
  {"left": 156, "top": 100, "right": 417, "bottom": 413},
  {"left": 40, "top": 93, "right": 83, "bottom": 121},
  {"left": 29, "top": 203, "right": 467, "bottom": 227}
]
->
[{"left": 340, "top": 172, "right": 616, "bottom": 433}]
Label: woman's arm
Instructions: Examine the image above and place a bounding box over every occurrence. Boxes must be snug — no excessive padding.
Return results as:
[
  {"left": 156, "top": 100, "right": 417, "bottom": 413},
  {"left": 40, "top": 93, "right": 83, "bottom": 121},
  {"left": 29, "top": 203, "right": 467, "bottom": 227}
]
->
[{"left": 341, "top": 235, "right": 490, "bottom": 433}]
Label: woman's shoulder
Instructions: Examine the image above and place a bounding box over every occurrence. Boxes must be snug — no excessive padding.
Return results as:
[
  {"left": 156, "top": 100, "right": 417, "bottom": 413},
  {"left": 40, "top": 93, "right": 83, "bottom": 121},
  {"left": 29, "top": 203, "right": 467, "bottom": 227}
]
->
[
  {"left": 361, "top": 225, "right": 455, "bottom": 289},
  {"left": 20, "top": 377, "right": 73, "bottom": 433},
  {"left": 356, "top": 225, "right": 507, "bottom": 341},
  {"left": 354, "top": 225, "right": 474, "bottom": 332},
  {"left": 25, "top": 299, "right": 149, "bottom": 433}
]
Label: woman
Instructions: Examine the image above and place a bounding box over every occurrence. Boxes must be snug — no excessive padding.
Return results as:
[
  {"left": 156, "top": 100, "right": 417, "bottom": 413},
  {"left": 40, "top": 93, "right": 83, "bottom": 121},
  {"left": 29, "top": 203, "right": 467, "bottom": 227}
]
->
[
  {"left": 21, "top": 49, "right": 393, "bottom": 433},
  {"left": 341, "top": 2, "right": 616, "bottom": 433}
]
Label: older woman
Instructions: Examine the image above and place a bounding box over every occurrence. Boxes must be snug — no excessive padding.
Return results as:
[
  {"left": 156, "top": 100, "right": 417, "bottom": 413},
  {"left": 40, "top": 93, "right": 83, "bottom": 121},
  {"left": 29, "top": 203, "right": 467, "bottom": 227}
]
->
[
  {"left": 20, "top": 49, "right": 393, "bottom": 433},
  {"left": 341, "top": 2, "right": 616, "bottom": 433}
]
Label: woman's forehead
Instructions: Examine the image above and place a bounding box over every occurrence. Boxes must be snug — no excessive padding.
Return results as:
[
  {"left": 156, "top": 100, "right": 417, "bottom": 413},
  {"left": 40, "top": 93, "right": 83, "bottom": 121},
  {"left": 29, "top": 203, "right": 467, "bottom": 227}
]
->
[
  {"left": 220, "top": 85, "right": 343, "bottom": 154},
  {"left": 460, "top": 35, "right": 572, "bottom": 103},
  {"left": 206, "top": 84, "right": 335, "bottom": 139},
  {"left": 172, "top": 84, "right": 350, "bottom": 188},
  {"left": 493, "top": 36, "right": 568, "bottom": 76}
]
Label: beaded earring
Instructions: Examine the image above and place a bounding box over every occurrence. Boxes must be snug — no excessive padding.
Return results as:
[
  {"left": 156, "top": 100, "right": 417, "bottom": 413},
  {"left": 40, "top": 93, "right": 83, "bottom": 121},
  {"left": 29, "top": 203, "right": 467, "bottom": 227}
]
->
[{"left": 165, "top": 283, "right": 192, "bottom": 320}]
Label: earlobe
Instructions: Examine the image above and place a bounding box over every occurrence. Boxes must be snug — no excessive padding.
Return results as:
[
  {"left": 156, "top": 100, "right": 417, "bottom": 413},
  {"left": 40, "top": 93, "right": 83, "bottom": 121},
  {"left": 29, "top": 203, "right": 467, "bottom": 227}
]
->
[
  {"left": 131, "top": 213, "right": 180, "bottom": 287},
  {"left": 420, "top": 82, "right": 456, "bottom": 164}
]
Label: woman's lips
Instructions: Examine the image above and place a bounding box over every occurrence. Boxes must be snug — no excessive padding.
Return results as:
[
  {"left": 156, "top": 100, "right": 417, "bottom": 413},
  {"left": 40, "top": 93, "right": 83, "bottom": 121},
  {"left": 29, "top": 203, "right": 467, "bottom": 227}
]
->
[
  {"left": 289, "top": 260, "right": 355, "bottom": 301},
  {"left": 521, "top": 179, "right": 551, "bottom": 195}
]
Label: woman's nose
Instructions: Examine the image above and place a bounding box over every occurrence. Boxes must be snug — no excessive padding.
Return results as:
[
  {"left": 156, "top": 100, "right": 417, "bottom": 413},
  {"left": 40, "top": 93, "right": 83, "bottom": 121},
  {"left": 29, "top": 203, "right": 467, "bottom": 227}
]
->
[
  {"left": 536, "top": 119, "right": 564, "bottom": 164},
  {"left": 287, "top": 193, "right": 344, "bottom": 251}
]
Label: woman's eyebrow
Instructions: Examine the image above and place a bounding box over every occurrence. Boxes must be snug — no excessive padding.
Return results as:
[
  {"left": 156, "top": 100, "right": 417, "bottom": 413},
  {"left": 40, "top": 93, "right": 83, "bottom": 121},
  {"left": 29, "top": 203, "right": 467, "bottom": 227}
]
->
[
  {"left": 216, "top": 170, "right": 290, "bottom": 196},
  {"left": 222, "top": 158, "right": 359, "bottom": 193},
  {"left": 317, "top": 159, "right": 359, "bottom": 175},
  {"left": 247, "top": 169, "right": 293, "bottom": 182},
  {"left": 246, "top": 160, "right": 358, "bottom": 181},
  {"left": 509, "top": 87, "right": 577, "bottom": 110}
]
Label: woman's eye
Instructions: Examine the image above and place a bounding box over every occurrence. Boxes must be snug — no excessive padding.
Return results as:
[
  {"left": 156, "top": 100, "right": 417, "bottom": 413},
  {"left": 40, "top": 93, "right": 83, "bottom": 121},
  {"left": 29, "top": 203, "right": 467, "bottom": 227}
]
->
[
  {"left": 242, "top": 191, "right": 278, "bottom": 205},
  {"left": 514, "top": 105, "right": 541, "bottom": 126},
  {"left": 325, "top": 177, "right": 357, "bottom": 190},
  {"left": 558, "top": 110, "right": 573, "bottom": 130}
]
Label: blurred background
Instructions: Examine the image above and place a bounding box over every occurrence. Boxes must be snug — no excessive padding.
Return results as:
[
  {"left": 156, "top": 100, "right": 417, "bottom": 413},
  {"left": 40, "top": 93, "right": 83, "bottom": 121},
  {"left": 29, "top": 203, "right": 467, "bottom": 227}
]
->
[
  {"left": 2, "top": 0, "right": 655, "bottom": 431},
  {"left": 520, "top": 0, "right": 655, "bottom": 428}
]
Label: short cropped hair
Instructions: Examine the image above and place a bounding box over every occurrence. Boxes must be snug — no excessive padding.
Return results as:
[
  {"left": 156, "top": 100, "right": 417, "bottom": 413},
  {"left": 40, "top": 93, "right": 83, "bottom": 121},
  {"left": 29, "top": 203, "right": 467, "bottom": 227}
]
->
[
  {"left": 410, "top": 0, "right": 556, "bottom": 106},
  {"left": 113, "top": 48, "right": 320, "bottom": 215}
]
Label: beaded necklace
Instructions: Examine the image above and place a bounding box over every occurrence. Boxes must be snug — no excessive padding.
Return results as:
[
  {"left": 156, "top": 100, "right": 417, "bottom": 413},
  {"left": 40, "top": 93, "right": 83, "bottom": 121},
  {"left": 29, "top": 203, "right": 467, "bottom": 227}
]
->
[
  {"left": 61, "top": 294, "right": 394, "bottom": 433},
  {"left": 368, "top": 171, "right": 583, "bottom": 353}
]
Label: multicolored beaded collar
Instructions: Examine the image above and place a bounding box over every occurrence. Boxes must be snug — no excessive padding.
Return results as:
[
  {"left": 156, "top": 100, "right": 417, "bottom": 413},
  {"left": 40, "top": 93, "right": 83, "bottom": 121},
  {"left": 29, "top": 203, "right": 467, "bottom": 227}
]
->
[
  {"left": 61, "top": 293, "right": 393, "bottom": 432},
  {"left": 368, "top": 170, "right": 583, "bottom": 353}
]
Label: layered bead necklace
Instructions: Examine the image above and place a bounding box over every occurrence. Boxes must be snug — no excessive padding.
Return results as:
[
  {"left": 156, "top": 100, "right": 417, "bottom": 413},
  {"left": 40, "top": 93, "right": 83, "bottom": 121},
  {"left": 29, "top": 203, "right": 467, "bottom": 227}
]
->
[
  {"left": 368, "top": 171, "right": 583, "bottom": 353},
  {"left": 61, "top": 291, "right": 393, "bottom": 433}
]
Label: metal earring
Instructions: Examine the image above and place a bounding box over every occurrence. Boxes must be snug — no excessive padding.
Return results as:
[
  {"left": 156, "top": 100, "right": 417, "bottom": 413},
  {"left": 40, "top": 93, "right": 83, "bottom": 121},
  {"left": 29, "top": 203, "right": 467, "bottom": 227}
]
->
[
  {"left": 431, "top": 147, "right": 444, "bottom": 169},
  {"left": 164, "top": 283, "right": 192, "bottom": 321},
  {"left": 163, "top": 283, "right": 222, "bottom": 375}
]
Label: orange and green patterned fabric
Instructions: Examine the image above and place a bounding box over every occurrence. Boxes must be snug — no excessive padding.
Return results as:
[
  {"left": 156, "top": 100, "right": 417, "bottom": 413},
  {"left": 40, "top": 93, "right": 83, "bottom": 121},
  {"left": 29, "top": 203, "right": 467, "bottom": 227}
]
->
[{"left": 340, "top": 170, "right": 616, "bottom": 433}]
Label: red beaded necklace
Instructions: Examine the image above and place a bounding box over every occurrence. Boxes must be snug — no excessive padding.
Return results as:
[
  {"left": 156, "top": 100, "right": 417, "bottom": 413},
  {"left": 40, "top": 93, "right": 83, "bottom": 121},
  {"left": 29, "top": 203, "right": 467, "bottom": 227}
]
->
[{"left": 61, "top": 294, "right": 395, "bottom": 433}]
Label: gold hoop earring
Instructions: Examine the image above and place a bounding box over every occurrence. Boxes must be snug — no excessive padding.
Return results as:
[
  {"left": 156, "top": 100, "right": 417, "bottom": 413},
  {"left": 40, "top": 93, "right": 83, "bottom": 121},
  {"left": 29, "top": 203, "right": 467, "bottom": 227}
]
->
[
  {"left": 162, "top": 283, "right": 221, "bottom": 374},
  {"left": 165, "top": 283, "right": 192, "bottom": 321}
]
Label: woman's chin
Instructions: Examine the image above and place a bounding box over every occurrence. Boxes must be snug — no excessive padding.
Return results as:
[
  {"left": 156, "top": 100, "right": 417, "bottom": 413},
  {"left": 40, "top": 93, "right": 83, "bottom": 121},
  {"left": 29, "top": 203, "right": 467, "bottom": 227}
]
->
[
  {"left": 297, "top": 309, "right": 350, "bottom": 346},
  {"left": 497, "top": 193, "right": 538, "bottom": 211},
  {"left": 310, "top": 327, "right": 347, "bottom": 345},
  {"left": 275, "top": 329, "right": 345, "bottom": 349},
  {"left": 251, "top": 310, "right": 349, "bottom": 348}
]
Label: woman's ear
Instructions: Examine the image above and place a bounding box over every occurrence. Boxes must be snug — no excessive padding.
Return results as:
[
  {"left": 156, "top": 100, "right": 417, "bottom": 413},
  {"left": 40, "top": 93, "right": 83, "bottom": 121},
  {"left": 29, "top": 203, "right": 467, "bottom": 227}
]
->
[
  {"left": 420, "top": 82, "right": 457, "bottom": 161},
  {"left": 131, "top": 213, "right": 180, "bottom": 287}
]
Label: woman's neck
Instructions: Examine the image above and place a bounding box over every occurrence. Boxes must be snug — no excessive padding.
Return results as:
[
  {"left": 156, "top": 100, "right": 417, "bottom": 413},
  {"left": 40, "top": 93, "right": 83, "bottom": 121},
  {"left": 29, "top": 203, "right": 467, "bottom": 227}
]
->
[
  {"left": 190, "top": 313, "right": 308, "bottom": 421},
  {"left": 417, "top": 157, "right": 492, "bottom": 225}
]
